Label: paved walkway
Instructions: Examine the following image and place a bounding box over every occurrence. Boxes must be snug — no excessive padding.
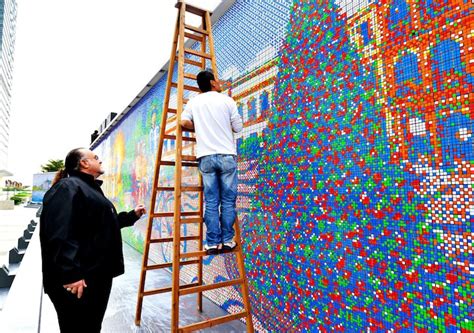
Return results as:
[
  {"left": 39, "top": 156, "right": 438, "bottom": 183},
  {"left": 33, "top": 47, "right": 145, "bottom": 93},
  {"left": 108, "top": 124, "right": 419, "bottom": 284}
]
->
[
  {"left": 40, "top": 242, "right": 247, "bottom": 332},
  {"left": 0, "top": 206, "right": 247, "bottom": 332},
  {"left": 0, "top": 205, "right": 37, "bottom": 266}
]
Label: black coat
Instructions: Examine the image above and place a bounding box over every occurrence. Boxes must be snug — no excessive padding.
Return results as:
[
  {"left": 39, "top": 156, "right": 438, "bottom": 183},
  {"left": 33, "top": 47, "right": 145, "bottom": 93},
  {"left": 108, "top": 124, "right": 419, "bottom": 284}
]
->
[{"left": 40, "top": 170, "right": 138, "bottom": 293}]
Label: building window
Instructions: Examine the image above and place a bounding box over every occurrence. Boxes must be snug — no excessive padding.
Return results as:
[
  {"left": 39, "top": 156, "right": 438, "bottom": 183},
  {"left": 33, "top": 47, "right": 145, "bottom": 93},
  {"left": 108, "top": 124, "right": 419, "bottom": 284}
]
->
[
  {"left": 360, "top": 21, "right": 370, "bottom": 46},
  {"left": 394, "top": 52, "right": 421, "bottom": 97},
  {"left": 247, "top": 97, "right": 257, "bottom": 122},
  {"left": 390, "top": 0, "right": 410, "bottom": 28},
  {"left": 260, "top": 91, "right": 269, "bottom": 118},
  {"left": 432, "top": 39, "right": 473, "bottom": 90}
]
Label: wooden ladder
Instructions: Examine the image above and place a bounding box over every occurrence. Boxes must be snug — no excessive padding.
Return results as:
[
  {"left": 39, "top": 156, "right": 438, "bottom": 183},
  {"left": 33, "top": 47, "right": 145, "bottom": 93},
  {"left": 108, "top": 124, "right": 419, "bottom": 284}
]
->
[{"left": 134, "top": 1, "right": 254, "bottom": 332}]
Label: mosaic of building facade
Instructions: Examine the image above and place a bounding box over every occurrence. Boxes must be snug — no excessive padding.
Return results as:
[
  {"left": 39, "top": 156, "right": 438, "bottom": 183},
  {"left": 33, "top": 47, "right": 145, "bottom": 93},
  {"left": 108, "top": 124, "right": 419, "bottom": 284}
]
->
[{"left": 93, "top": 0, "right": 473, "bottom": 331}]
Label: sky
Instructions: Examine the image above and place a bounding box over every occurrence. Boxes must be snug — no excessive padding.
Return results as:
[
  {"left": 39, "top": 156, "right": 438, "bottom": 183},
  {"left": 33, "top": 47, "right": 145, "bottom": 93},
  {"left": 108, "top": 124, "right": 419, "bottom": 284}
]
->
[{"left": 7, "top": 0, "right": 221, "bottom": 185}]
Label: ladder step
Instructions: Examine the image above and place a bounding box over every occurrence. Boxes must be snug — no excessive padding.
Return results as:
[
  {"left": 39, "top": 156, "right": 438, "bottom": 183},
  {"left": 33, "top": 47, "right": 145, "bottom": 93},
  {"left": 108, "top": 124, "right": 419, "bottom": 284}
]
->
[
  {"left": 184, "top": 24, "right": 209, "bottom": 35},
  {"left": 160, "top": 160, "right": 198, "bottom": 167},
  {"left": 182, "top": 155, "right": 197, "bottom": 161},
  {"left": 179, "top": 278, "right": 244, "bottom": 296},
  {"left": 171, "top": 82, "right": 201, "bottom": 92},
  {"left": 182, "top": 186, "right": 203, "bottom": 191},
  {"left": 184, "top": 72, "right": 197, "bottom": 80},
  {"left": 180, "top": 246, "right": 238, "bottom": 259},
  {"left": 185, "top": 32, "right": 204, "bottom": 42},
  {"left": 180, "top": 217, "right": 203, "bottom": 224},
  {"left": 184, "top": 48, "right": 212, "bottom": 59},
  {"left": 179, "top": 311, "right": 248, "bottom": 333},
  {"left": 146, "top": 259, "right": 199, "bottom": 270},
  {"left": 180, "top": 250, "right": 207, "bottom": 259},
  {"left": 143, "top": 282, "right": 200, "bottom": 296},
  {"left": 168, "top": 108, "right": 177, "bottom": 114},
  {"left": 150, "top": 235, "right": 200, "bottom": 243},
  {"left": 175, "top": 2, "right": 208, "bottom": 17},
  {"left": 183, "top": 127, "right": 195, "bottom": 133},
  {"left": 155, "top": 186, "right": 203, "bottom": 192},
  {"left": 151, "top": 211, "right": 201, "bottom": 218},
  {"left": 163, "top": 134, "right": 196, "bottom": 142},
  {"left": 167, "top": 115, "right": 178, "bottom": 123},
  {"left": 179, "top": 57, "right": 204, "bottom": 67}
]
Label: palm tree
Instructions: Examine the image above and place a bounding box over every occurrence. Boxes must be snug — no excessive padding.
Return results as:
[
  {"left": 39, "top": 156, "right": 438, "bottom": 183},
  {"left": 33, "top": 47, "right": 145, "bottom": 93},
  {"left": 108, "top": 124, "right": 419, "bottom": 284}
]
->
[{"left": 41, "top": 159, "right": 64, "bottom": 172}]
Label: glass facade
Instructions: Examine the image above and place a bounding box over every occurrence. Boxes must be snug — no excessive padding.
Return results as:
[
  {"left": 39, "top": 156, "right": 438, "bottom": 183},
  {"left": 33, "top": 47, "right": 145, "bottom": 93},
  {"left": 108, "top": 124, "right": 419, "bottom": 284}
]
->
[{"left": 0, "top": 0, "right": 17, "bottom": 170}]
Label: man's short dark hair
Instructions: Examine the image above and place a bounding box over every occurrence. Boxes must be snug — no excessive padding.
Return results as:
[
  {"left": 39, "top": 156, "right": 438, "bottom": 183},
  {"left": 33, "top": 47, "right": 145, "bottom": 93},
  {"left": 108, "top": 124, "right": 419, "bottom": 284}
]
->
[{"left": 196, "top": 70, "right": 215, "bottom": 92}]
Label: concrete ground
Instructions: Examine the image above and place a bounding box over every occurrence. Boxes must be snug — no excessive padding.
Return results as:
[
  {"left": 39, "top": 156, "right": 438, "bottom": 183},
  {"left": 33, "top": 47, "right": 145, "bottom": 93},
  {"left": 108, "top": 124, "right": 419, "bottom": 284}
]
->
[
  {"left": 0, "top": 205, "right": 36, "bottom": 266},
  {"left": 40, "top": 242, "right": 247, "bottom": 332},
  {"left": 0, "top": 205, "right": 37, "bottom": 310},
  {"left": 0, "top": 205, "right": 247, "bottom": 332}
]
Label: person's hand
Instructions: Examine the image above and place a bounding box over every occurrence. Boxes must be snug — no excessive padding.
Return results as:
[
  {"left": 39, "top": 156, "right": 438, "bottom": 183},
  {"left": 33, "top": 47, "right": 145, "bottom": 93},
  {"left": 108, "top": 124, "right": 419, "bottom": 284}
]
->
[
  {"left": 63, "top": 279, "right": 87, "bottom": 299},
  {"left": 134, "top": 204, "right": 146, "bottom": 218}
]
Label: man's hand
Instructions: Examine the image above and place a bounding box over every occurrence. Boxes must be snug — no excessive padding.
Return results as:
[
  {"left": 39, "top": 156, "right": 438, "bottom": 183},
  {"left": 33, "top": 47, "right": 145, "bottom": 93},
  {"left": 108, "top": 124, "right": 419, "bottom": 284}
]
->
[
  {"left": 181, "top": 119, "right": 194, "bottom": 130},
  {"left": 134, "top": 204, "right": 147, "bottom": 218},
  {"left": 63, "top": 279, "right": 87, "bottom": 299}
]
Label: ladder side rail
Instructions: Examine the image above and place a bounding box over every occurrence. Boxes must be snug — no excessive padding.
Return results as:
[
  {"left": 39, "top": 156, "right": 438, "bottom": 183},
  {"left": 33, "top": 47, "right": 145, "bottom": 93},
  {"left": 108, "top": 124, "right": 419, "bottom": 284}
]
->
[
  {"left": 234, "top": 219, "right": 255, "bottom": 332},
  {"left": 204, "top": 12, "right": 218, "bottom": 77},
  {"left": 135, "top": 12, "right": 181, "bottom": 326},
  {"left": 195, "top": 12, "right": 209, "bottom": 313},
  {"left": 171, "top": 2, "right": 187, "bottom": 332}
]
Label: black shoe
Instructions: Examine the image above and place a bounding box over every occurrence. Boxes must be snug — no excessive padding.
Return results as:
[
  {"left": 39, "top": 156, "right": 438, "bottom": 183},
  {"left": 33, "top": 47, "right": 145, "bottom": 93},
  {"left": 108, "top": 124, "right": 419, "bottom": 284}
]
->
[
  {"left": 204, "top": 243, "right": 221, "bottom": 255},
  {"left": 222, "top": 241, "right": 237, "bottom": 252}
]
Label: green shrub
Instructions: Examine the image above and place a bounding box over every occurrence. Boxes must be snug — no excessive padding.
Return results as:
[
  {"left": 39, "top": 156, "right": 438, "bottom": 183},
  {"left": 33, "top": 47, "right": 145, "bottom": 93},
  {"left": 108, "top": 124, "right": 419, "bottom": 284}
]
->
[{"left": 10, "top": 195, "right": 25, "bottom": 205}]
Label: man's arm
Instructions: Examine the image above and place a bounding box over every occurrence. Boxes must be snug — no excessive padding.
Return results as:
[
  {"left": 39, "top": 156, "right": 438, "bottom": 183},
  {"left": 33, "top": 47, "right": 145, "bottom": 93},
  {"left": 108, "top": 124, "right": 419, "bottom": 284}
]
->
[
  {"left": 181, "top": 103, "right": 194, "bottom": 130},
  {"left": 181, "top": 119, "right": 194, "bottom": 130},
  {"left": 229, "top": 100, "right": 243, "bottom": 133}
]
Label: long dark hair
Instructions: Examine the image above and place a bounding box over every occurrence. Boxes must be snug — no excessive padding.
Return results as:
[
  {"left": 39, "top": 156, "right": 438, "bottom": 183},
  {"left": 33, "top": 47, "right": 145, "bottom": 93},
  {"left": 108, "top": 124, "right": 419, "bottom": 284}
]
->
[{"left": 51, "top": 148, "right": 84, "bottom": 186}]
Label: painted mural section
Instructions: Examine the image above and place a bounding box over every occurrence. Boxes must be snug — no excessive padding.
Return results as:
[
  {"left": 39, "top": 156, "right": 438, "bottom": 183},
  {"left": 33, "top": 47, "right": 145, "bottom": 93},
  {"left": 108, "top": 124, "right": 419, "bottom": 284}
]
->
[
  {"left": 31, "top": 172, "right": 55, "bottom": 203},
  {"left": 94, "top": 0, "right": 473, "bottom": 331}
]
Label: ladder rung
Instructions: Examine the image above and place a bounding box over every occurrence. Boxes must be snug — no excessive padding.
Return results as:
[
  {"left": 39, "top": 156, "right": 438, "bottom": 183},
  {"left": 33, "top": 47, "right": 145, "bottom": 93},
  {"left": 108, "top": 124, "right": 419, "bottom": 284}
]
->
[
  {"left": 180, "top": 246, "right": 238, "bottom": 259},
  {"left": 167, "top": 115, "right": 178, "bottom": 123},
  {"left": 151, "top": 211, "right": 201, "bottom": 218},
  {"left": 171, "top": 82, "right": 201, "bottom": 92},
  {"left": 184, "top": 48, "right": 212, "bottom": 59},
  {"left": 179, "top": 311, "right": 248, "bottom": 333},
  {"left": 181, "top": 186, "right": 203, "bottom": 191},
  {"left": 163, "top": 134, "right": 196, "bottom": 142},
  {"left": 160, "top": 160, "right": 198, "bottom": 167},
  {"left": 150, "top": 235, "right": 200, "bottom": 243},
  {"left": 175, "top": 2, "right": 208, "bottom": 17},
  {"left": 184, "top": 24, "right": 209, "bottom": 35},
  {"left": 180, "top": 57, "right": 204, "bottom": 67},
  {"left": 182, "top": 155, "right": 197, "bottom": 161},
  {"left": 168, "top": 108, "right": 177, "bottom": 114},
  {"left": 155, "top": 186, "right": 202, "bottom": 192},
  {"left": 146, "top": 259, "right": 199, "bottom": 270},
  {"left": 179, "top": 278, "right": 244, "bottom": 296},
  {"left": 182, "top": 127, "right": 195, "bottom": 133},
  {"left": 156, "top": 186, "right": 174, "bottom": 191},
  {"left": 180, "top": 217, "right": 203, "bottom": 224},
  {"left": 143, "top": 282, "right": 199, "bottom": 296},
  {"left": 184, "top": 72, "right": 197, "bottom": 80},
  {"left": 180, "top": 250, "right": 207, "bottom": 259},
  {"left": 184, "top": 32, "right": 204, "bottom": 42}
]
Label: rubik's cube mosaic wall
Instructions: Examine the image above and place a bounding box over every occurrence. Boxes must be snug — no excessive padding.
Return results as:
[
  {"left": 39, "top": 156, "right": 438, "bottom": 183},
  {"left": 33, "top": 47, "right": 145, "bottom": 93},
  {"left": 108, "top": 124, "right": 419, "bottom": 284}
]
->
[{"left": 94, "top": 0, "right": 473, "bottom": 331}]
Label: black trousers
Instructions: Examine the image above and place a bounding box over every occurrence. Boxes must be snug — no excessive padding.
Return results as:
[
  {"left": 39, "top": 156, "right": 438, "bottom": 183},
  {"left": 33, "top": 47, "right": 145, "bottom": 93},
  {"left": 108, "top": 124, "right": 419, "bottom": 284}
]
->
[{"left": 46, "top": 278, "right": 113, "bottom": 333}]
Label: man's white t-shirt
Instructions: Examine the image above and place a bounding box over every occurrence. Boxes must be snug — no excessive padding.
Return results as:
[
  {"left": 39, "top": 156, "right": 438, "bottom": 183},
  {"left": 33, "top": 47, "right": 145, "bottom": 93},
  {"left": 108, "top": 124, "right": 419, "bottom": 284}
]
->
[{"left": 182, "top": 91, "right": 243, "bottom": 158}]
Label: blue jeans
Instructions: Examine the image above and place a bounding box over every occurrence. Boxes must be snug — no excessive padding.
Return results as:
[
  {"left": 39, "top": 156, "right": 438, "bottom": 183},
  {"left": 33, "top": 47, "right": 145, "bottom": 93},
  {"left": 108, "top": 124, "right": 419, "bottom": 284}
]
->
[{"left": 198, "top": 154, "right": 237, "bottom": 246}]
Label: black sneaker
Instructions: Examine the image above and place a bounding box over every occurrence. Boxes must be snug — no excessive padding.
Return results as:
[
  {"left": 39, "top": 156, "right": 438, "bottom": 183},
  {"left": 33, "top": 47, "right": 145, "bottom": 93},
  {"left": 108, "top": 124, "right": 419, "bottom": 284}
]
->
[
  {"left": 222, "top": 241, "right": 237, "bottom": 252},
  {"left": 204, "top": 243, "right": 221, "bottom": 255}
]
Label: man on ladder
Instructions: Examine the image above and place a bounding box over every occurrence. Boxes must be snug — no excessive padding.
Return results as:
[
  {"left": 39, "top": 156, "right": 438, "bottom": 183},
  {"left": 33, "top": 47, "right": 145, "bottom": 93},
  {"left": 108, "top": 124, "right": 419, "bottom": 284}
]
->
[
  {"left": 181, "top": 70, "right": 243, "bottom": 255},
  {"left": 135, "top": 2, "right": 254, "bottom": 331}
]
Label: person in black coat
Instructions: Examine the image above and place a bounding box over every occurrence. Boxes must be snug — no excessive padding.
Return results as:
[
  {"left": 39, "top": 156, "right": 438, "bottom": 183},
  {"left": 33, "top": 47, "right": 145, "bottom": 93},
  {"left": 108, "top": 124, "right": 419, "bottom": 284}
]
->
[{"left": 40, "top": 148, "right": 146, "bottom": 333}]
